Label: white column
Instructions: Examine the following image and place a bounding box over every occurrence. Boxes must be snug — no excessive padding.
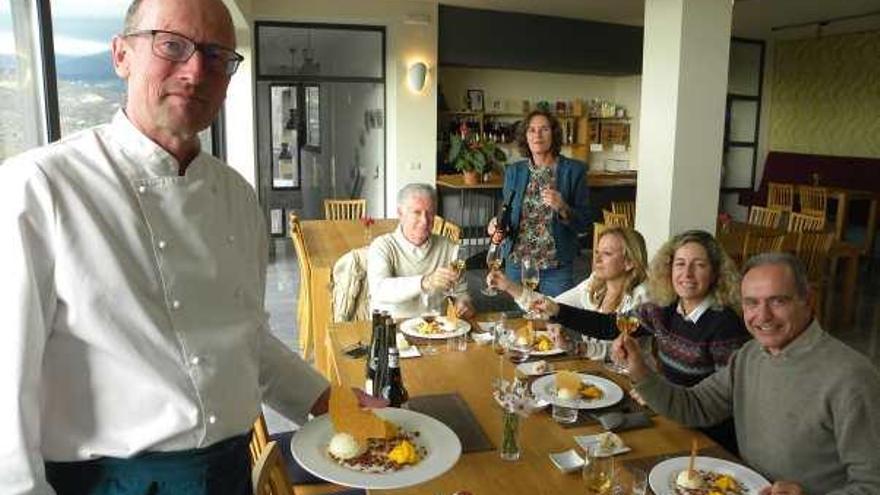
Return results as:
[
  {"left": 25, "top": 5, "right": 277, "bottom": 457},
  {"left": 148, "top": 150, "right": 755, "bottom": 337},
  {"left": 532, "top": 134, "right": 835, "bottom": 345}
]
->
[{"left": 635, "top": 0, "right": 732, "bottom": 256}]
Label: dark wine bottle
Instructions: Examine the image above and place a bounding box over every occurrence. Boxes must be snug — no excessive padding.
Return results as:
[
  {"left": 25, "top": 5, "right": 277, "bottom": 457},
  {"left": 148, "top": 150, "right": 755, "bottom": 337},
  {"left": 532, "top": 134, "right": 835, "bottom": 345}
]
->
[
  {"left": 491, "top": 190, "right": 516, "bottom": 245},
  {"left": 365, "top": 310, "right": 383, "bottom": 396},
  {"left": 381, "top": 319, "right": 409, "bottom": 408},
  {"left": 373, "top": 312, "right": 392, "bottom": 397}
]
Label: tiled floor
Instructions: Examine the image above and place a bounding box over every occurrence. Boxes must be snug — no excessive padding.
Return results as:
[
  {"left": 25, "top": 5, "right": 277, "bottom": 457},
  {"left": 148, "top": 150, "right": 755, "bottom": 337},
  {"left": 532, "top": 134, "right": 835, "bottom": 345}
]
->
[{"left": 262, "top": 238, "right": 880, "bottom": 432}]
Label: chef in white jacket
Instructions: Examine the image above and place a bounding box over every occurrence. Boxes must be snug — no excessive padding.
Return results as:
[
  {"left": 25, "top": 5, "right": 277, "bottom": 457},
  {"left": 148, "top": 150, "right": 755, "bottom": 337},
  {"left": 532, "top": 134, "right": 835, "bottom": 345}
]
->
[{"left": 0, "top": 0, "right": 330, "bottom": 493}]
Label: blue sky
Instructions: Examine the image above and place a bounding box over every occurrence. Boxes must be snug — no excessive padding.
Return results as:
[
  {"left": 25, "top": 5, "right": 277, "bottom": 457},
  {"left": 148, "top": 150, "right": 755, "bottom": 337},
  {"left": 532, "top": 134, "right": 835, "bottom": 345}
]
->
[{"left": 1, "top": 0, "right": 129, "bottom": 55}]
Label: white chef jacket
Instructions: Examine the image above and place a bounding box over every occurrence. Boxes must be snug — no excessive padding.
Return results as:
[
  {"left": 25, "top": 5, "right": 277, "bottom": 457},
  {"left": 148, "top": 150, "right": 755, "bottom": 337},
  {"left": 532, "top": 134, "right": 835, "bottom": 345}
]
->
[{"left": 0, "top": 111, "right": 329, "bottom": 494}]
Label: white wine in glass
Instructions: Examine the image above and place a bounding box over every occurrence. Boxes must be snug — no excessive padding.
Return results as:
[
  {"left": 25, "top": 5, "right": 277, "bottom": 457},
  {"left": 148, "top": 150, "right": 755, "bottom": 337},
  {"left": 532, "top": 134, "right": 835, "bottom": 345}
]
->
[
  {"left": 583, "top": 447, "right": 615, "bottom": 495},
  {"left": 482, "top": 244, "right": 503, "bottom": 296},
  {"left": 445, "top": 255, "right": 466, "bottom": 297},
  {"left": 420, "top": 291, "right": 441, "bottom": 355},
  {"left": 521, "top": 258, "right": 541, "bottom": 319},
  {"left": 606, "top": 310, "right": 640, "bottom": 374}
]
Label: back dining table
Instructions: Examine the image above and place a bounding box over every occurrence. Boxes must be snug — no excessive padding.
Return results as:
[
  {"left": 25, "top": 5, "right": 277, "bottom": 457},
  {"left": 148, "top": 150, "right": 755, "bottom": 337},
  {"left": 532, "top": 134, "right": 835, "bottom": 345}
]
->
[{"left": 324, "top": 319, "right": 736, "bottom": 495}]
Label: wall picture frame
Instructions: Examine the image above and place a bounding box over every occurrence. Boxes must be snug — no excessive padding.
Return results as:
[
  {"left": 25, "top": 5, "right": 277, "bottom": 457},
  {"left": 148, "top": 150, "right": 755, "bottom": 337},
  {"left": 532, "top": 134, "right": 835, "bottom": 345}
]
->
[{"left": 466, "top": 89, "right": 484, "bottom": 112}]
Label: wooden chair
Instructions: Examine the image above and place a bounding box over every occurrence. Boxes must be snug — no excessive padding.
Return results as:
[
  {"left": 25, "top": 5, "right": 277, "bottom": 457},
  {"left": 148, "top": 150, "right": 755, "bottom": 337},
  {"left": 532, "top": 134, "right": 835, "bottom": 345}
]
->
[
  {"left": 794, "top": 232, "right": 835, "bottom": 325},
  {"left": 250, "top": 415, "right": 362, "bottom": 495},
  {"left": 797, "top": 186, "right": 828, "bottom": 220},
  {"left": 766, "top": 182, "right": 794, "bottom": 212},
  {"left": 432, "top": 214, "right": 445, "bottom": 236},
  {"left": 440, "top": 220, "right": 462, "bottom": 244},
  {"left": 602, "top": 209, "right": 631, "bottom": 228},
  {"left": 289, "top": 214, "right": 313, "bottom": 362},
  {"left": 610, "top": 201, "right": 635, "bottom": 226},
  {"left": 323, "top": 199, "right": 366, "bottom": 220},
  {"left": 747, "top": 205, "right": 782, "bottom": 229},
  {"left": 787, "top": 212, "right": 826, "bottom": 232},
  {"left": 741, "top": 229, "right": 786, "bottom": 264},
  {"left": 252, "top": 441, "right": 294, "bottom": 495}
]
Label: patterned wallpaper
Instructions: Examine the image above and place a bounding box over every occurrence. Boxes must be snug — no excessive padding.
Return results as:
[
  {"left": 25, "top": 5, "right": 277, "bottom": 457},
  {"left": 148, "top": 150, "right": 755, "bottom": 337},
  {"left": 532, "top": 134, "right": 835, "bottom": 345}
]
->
[{"left": 769, "top": 31, "right": 880, "bottom": 158}]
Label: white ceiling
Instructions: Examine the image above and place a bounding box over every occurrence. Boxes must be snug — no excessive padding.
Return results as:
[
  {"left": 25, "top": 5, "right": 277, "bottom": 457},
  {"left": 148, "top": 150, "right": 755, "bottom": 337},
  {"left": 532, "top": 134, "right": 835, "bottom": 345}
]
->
[{"left": 436, "top": 0, "right": 880, "bottom": 39}]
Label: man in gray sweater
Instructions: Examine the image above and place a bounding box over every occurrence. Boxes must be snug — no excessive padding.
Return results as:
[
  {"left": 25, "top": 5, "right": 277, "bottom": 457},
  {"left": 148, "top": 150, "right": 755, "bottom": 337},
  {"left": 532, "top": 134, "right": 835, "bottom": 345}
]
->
[{"left": 617, "top": 252, "right": 880, "bottom": 495}]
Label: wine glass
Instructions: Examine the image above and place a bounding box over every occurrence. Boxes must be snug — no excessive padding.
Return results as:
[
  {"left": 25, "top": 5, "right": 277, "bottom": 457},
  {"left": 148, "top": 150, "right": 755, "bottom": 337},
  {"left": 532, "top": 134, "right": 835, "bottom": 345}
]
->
[
  {"left": 446, "top": 252, "right": 466, "bottom": 298},
  {"left": 605, "top": 309, "right": 640, "bottom": 375},
  {"left": 582, "top": 445, "right": 615, "bottom": 495},
  {"left": 482, "top": 244, "right": 503, "bottom": 296},
  {"left": 521, "top": 258, "right": 541, "bottom": 319},
  {"left": 420, "top": 291, "right": 441, "bottom": 355}
]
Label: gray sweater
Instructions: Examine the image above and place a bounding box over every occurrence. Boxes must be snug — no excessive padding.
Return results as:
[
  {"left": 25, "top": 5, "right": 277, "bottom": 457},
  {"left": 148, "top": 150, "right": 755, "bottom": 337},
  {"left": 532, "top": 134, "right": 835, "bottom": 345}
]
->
[{"left": 636, "top": 320, "right": 880, "bottom": 495}]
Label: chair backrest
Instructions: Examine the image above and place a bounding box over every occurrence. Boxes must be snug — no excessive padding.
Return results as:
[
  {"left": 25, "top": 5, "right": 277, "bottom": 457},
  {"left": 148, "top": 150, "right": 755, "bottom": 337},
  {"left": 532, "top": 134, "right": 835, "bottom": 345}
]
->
[
  {"left": 797, "top": 186, "right": 827, "bottom": 219},
  {"left": 748, "top": 205, "right": 782, "bottom": 229},
  {"left": 289, "top": 214, "right": 313, "bottom": 360},
  {"left": 602, "top": 209, "right": 631, "bottom": 228},
  {"left": 610, "top": 201, "right": 635, "bottom": 225},
  {"left": 795, "top": 232, "right": 835, "bottom": 281},
  {"left": 252, "top": 441, "right": 294, "bottom": 495},
  {"left": 742, "top": 229, "right": 786, "bottom": 263},
  {"left": 432, "top": 214, "right": 445, "bottom": 236},
  {"left": 767, "top": 182, "right": 794, "bottom": 212},
  {"left": 786, "top": 212, "right": 826, "bottom": 233},
  {"left": 249, "top": 414, "right": 271, "bottom": 466},
  {"left": 440, "top": 220, "right": 462, "bottom": 244},
  {"left": 324, "top": 199, "right": 366, "bottom": 220}
]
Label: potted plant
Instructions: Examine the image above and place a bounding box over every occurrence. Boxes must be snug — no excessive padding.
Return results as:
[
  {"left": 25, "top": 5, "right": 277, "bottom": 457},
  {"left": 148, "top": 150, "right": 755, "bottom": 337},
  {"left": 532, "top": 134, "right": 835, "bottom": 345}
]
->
[{"left": 447, "top": 127, "right": 507, "bottom": 185}]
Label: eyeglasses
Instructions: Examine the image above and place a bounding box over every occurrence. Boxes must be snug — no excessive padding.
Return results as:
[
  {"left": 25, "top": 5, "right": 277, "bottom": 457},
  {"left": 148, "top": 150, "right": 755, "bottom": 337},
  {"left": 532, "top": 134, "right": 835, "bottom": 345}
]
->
[{"left": 124, "top": 29, "right": 244, "bottom": 76}]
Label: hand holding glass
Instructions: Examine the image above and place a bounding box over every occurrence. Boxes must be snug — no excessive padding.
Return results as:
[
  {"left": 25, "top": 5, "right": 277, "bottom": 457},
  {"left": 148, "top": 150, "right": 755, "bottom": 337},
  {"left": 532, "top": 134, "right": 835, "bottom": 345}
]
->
[
  {"left": 606, "top": 310, "right": 640, "bottom": 374},
  {"left": 446, "top": 253, "right": 466, "bottom": 297}
]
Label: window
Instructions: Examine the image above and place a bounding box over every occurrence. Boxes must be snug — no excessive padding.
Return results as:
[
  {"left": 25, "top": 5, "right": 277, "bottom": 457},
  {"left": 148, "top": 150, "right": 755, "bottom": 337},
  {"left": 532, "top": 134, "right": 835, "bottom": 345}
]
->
[
  {"left": 50, "top": 0, "right": 127, "bottom": 137},
  {"left": 0, "top": 0, "right": 46, "bottom": 161}
]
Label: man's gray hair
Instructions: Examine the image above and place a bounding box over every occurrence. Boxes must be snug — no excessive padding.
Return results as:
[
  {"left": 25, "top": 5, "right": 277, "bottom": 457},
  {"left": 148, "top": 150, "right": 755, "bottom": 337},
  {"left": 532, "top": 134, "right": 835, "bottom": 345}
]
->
[
  {"left": 397, "top": 183, "right": 437, "bottom": 208},
  {"left": 742, "top": 252, "right": 809, "bottom": 297},
  {"left": 123, "top": 0, "right": 145, "bottom": 33}
]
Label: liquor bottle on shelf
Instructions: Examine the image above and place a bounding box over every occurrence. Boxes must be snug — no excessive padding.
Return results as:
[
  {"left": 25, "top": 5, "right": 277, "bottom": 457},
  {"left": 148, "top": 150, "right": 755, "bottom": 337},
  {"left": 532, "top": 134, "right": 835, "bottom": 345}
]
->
[
  {"left": 364, "top": 310, "right": 383, "bottom": 395},
  {"left": 381, "top": 318, "right": 409, "bottom": 408}
]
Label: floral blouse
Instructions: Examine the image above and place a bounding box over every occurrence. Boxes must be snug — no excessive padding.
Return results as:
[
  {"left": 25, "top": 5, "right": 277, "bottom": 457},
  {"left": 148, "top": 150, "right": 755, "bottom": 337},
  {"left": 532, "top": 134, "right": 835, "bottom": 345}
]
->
[{"left": 511, "top": 163, "right": 558, "bottom": 268}]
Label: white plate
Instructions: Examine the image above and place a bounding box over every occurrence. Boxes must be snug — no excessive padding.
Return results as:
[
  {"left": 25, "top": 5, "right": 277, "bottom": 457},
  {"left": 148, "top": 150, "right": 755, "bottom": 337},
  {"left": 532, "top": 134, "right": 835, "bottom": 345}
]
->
[
  {"left": 549, "top": 449, "right": 585, "bottom": 474},
  {"left": 516, "top": 360, "right": 552, "bottom": 376},
  {"left": 399, "top": 317, "right": 471, "bottom": 340},
  {"left": 291, "top": 408, "right": 462, "bottom": 490},
  {"left": 648, "top": 456, "right": 771, "bottom": 495},
  {"left": 574, "top": 433, "right": 632, "bottom": 457},
  {"left": 530, "top": 373, "right": 624, "bottom": 410}
]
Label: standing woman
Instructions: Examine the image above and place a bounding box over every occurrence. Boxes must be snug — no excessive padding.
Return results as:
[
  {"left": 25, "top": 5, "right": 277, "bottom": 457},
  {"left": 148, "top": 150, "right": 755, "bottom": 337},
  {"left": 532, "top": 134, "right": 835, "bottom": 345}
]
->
[{"left": 488, "top": 110, "right": 590, "bottom": 297}]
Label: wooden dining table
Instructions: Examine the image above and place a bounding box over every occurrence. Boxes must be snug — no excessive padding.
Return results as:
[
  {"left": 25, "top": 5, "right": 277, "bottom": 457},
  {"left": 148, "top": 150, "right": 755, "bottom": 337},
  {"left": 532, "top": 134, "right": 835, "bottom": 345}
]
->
[
  {"left": 717, "top": 221, "right": 861, "bottom": 327},
  {"left": 327, "top": 320, "right": 725, "bottom": 495},
  {"left": 300, "top": 219, "right": 398, "bottom": 375}
]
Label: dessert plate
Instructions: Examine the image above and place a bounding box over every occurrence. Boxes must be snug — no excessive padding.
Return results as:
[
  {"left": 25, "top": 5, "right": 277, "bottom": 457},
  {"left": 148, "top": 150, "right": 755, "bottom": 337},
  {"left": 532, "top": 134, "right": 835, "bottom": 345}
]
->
[
  {"left": 530, "top": 373, "right": 624, "bottom": 410},
  {"left": 291, "top": 408, "right": 461, "bottom": 489},
  {"left": 648, "top": 456, "right": 770, "bottom": 495},
  {"left": 400, "top": 316, "right": 471, "bottom": 340}
]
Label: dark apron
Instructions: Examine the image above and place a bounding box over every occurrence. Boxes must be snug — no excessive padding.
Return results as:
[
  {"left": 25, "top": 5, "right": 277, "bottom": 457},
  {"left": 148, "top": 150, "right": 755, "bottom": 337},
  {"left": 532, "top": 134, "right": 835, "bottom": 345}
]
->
[{"left": 45, "top": 433, "right": 252, "bottom": 495}]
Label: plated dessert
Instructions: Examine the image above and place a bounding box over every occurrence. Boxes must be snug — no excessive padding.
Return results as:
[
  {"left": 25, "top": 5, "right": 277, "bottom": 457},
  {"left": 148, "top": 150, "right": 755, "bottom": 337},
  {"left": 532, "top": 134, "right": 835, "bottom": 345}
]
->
[
  {"left": 327, "top": 386, "right": 427, "bottom": 474},
  {"left": 674, "top": 469, "right": 744, "bottom": 495},
  {"left": 555, "top": 370, "right": 605, "bottom": 401}
]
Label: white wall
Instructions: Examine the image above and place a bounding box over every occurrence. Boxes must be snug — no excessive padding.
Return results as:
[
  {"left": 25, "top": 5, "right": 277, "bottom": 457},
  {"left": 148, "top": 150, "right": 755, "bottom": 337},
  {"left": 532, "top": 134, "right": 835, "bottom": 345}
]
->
[
  {"left": 439, "top": 67, "right": 641, "bottom": 170},
  {"left": 227, "top": 0, "right": 438, "bottom": 217},
  {"left": 223, "top": 0, "right": 257, "bottom": 188}
]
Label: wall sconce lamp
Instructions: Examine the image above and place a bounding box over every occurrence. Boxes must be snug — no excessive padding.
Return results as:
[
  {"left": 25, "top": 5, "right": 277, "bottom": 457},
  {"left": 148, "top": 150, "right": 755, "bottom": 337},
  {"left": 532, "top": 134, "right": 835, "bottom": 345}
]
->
[{"left": 407, "top": 62, "right": 428, "bottom": 93}]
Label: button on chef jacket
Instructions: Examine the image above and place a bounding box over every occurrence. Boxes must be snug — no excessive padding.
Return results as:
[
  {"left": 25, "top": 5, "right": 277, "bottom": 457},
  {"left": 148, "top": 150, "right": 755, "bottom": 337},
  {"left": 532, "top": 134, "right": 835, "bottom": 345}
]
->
[{"left": 0, "top": 111, "right": 328, "bottom": 493}]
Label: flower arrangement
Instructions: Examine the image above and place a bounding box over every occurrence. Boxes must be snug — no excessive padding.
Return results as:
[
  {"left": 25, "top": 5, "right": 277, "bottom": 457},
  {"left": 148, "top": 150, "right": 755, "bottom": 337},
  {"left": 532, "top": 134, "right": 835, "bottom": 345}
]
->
[
  {"left": 361, "top": 215, "right": 376, "bottom": 243},
  {"left": 361, "top": 215, "right": 376, "bottom": 228},
  {"left": 493, "top": 378, "right": 536, "bottom": 461}
]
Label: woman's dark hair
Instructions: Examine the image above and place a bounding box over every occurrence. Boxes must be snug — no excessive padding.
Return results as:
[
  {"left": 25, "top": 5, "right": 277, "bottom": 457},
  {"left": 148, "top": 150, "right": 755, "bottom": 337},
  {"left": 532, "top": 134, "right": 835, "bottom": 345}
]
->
[{"left": 515, "top": 110, "right": 563, "bottom": 159}]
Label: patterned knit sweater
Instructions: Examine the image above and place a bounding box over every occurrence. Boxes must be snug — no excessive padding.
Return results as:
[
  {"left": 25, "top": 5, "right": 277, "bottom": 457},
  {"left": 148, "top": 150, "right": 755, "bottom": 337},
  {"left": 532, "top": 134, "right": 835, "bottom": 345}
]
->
[{"left": 554, "top": 302, "right": 751, "bottom": 386}]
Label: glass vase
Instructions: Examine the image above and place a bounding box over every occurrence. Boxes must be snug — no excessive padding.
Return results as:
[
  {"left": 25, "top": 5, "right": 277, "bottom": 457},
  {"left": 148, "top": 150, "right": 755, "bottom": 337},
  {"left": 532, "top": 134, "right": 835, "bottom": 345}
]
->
[{"left": 500, "top": 410, "right": 521, "bottom": 461}]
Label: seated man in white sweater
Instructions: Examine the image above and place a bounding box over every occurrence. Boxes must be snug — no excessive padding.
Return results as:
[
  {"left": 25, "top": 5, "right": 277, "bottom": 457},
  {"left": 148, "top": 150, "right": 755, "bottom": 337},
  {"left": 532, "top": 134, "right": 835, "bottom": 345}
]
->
[{"left": 368, "top": 183, "right": 475, "bottom": 319}]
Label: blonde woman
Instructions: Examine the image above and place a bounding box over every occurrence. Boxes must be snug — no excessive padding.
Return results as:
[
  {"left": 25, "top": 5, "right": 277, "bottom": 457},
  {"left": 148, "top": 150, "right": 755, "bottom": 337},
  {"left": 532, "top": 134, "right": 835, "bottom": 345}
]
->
[{"left": 487, "top": 226, "right": 648, "bottom": 314}]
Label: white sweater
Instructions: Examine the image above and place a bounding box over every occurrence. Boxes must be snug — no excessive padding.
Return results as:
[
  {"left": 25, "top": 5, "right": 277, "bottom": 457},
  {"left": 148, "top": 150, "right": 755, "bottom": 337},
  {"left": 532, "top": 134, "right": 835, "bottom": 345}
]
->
[{"left": 367, "top": 227, "right": 467, "bottom": 318}]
